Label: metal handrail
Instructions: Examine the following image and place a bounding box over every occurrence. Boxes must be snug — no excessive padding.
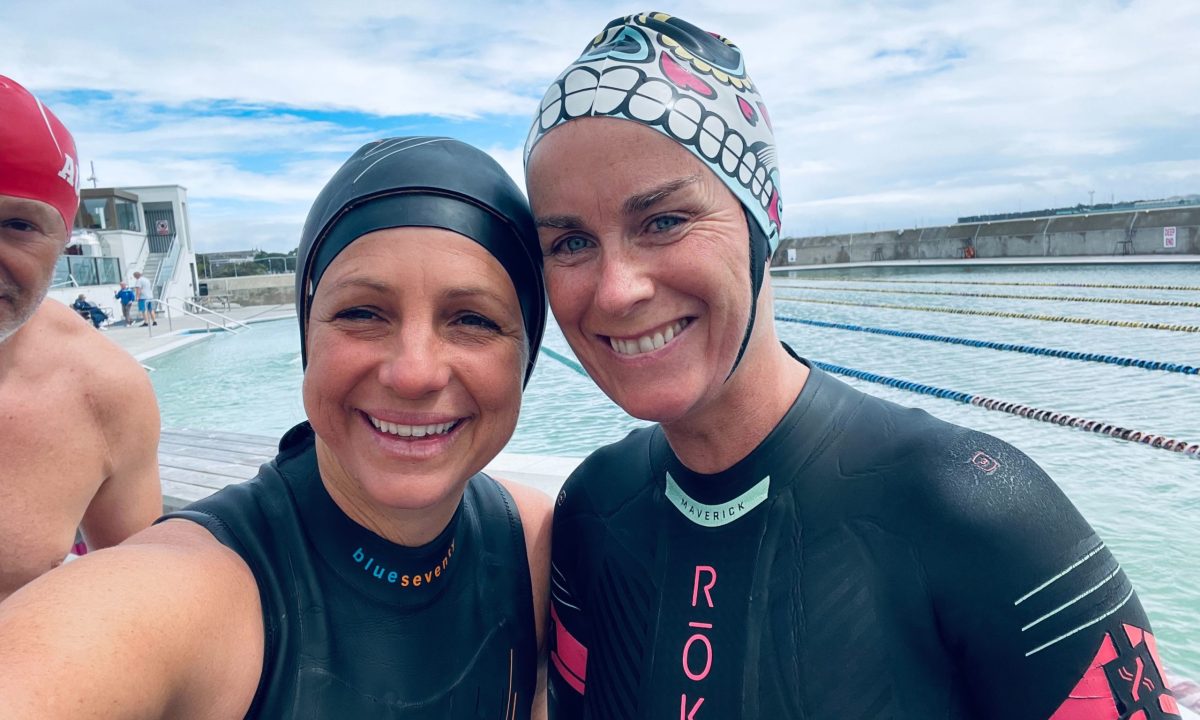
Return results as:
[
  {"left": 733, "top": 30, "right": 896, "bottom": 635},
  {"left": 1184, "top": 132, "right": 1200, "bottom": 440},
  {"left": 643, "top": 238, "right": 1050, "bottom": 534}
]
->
[
  {"left": 154, "top": 237, "right": 182, "bottom": 299},
  {"left": 147, "top": 298, "right": 245, "bottom": 335},
  {"left": 166, "top": 296, "right": 250, "bottom": 331},
  {"left": 50, "top": 274, "right": 80, "bottom": 289}
]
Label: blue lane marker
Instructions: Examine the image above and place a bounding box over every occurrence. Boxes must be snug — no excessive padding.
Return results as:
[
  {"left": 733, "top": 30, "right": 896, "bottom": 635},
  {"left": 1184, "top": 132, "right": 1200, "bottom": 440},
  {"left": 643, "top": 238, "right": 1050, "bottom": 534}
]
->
[
  {"left": 775, "top": 315, "right": 1198, "bottom": 375},
  {"left": 808, "top": 359, "right": 1198, "bottom": 457},
  {"left": 542, "top": 346, "right": 588, "bottom": 377}
]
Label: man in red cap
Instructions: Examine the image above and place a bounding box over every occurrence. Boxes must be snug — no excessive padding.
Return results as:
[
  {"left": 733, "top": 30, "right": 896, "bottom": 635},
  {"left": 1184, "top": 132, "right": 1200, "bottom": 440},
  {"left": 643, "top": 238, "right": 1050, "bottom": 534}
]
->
[{"left": 0, "top": 75, "right": 162, "bottom": 603}]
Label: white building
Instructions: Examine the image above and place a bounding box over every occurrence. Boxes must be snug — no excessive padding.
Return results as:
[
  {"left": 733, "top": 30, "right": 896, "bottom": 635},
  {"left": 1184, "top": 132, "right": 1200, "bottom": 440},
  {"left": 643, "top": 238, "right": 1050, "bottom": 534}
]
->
[{"left": 46, "top": 185, "right": 198, "bottom": 316}]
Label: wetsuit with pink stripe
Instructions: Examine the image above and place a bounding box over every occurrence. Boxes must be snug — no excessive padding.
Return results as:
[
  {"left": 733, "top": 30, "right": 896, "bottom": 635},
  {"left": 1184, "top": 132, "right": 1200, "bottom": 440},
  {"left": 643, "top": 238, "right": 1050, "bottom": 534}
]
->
[{"left": 548, "top": 356, "right": 1180, "bottom": 719}]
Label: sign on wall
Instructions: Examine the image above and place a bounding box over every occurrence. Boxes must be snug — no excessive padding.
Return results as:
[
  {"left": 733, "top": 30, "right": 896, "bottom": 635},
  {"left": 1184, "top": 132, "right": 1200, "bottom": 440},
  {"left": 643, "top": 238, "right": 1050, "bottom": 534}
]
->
[
  {"left": 1164, "top": 226, "right": 1177, "bottom": 249},
  {"left": 155, "top": 219, "right": 171, "bottom": 236},
  {"left": 787, "top": 248, "right": 797, "bottom": 263}
]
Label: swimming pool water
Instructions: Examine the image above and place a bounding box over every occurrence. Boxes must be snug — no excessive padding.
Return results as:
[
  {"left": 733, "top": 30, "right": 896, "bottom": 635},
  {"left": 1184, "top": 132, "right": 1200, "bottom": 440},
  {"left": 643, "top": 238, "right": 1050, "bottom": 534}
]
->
[{"left": 148, "top": 262, "right": 1200, "bottom": 682}]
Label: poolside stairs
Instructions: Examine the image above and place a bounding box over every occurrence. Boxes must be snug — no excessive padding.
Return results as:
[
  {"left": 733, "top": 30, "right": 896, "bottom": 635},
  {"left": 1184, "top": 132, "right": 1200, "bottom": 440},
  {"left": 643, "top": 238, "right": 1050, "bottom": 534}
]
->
[{"left": 142, "top": 250, "right": 166, "bottom": 293}]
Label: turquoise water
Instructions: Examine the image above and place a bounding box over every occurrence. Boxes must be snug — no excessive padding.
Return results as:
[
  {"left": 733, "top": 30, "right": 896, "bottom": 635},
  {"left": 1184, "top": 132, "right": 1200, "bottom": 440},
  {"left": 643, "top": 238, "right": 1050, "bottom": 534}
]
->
[{"left": 148, "top": 263, "right": 1200, "bottom": 682}]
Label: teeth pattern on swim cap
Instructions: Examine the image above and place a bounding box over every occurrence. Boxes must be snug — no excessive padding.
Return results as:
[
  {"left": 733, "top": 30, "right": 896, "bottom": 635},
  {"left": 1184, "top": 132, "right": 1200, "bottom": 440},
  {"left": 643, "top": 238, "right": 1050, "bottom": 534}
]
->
[
  {"left": 524, "top": 12, "right": 782, "bottom": 251},
  {"left": 0, "top": 75, "right": 80, "bottom": 234}
]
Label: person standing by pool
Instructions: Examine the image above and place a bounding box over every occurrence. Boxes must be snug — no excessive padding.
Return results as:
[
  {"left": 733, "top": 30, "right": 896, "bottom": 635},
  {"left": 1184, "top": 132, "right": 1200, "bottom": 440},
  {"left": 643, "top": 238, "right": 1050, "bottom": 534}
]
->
[
  {"left": 133, "top": 269, "right": 156, "bottom": 325},
  {"left": 114, "top": 280, "right": 135, "bottom": 325},
  {"left": 0, "top": 74, "right": 162, "bottom": 604},
  {"left": 0, "top": 137, "right": 552, "bottom": 719},
  {"left": 524, "top": 13, "right": 1178, "bottom": 719}
]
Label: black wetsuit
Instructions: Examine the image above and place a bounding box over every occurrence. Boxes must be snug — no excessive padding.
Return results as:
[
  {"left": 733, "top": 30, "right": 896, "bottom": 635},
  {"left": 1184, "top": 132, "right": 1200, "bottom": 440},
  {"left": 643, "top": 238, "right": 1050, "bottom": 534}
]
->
[
  {"left": 548, "top": 355, "right": 1181, "bottom": 719},
  {"left": 162, "top": 423, "right": 536, "bottom": 719}
]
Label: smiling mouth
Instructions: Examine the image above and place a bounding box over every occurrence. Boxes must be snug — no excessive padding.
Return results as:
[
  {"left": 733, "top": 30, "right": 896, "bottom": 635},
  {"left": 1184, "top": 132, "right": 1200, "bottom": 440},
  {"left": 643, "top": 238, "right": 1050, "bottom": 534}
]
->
[
  {"left": 367, "top": 414, "right": 462, "bottom": 438},
  {"left": 606, "top": 318, "right": 691, "bottom": 357}
]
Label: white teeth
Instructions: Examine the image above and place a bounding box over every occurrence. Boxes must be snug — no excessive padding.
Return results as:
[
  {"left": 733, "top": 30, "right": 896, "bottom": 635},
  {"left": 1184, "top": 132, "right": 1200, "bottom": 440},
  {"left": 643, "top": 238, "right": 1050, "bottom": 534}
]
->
[
  {"left": 369, "top": 416, "right": 456, "bottom": 438},
  {"left": 609, "top": 319, "right": 689, "bottom": 357}
]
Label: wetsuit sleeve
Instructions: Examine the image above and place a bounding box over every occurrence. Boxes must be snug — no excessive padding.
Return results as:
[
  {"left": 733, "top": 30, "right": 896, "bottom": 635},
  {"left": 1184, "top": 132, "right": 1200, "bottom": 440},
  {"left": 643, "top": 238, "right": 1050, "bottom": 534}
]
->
[
  {"left": 547, "top": 480, "right": 591, "bottom": 720},
  {"left": 922, "top": 433, "right": 1181, "bottom": 720}
]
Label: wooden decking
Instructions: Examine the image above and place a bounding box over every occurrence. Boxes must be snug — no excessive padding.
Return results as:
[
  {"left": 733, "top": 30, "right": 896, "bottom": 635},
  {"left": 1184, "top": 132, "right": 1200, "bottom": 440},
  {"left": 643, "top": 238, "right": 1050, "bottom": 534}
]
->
[{"left": 159, "top": 428, "right": 277, "bottom": 511}]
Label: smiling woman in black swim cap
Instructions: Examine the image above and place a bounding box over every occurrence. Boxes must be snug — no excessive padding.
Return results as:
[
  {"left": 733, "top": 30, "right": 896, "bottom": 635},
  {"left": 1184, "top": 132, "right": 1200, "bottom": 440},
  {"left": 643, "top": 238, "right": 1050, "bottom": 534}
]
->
[{"left": 0, "top": 137, "right": 552, "bottom": 720}]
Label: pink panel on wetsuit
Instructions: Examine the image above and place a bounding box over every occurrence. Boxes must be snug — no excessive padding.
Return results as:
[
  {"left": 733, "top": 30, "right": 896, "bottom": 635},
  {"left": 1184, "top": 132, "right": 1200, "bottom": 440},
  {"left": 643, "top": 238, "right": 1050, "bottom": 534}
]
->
[
  {"left": 1124, "top": 623, "right": 1145, "bottom": 648},
  {"left": 1049, "top": 633, "right": 1120, "bottom": 720},
  {"left": 1132, "top": 625, "right": 1174, "bottom": 691},
  {"left": 550, "top": 604, "right": 588, "bottom": 695}
]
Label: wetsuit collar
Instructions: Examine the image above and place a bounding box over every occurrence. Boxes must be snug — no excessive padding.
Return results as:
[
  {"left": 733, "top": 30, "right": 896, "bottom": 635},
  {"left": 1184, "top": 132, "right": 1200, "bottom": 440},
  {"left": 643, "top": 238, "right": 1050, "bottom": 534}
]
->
[
  {"left": 653, "top": 349, "right": 832, "bottom": 524},
  {"left": 281, "top": 423, "right": 466, "bottom": 609}
]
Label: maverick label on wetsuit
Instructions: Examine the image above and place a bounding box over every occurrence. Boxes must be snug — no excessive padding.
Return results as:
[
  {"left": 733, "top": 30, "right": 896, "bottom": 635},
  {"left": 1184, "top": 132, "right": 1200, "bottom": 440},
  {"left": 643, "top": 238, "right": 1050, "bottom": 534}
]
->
[{"left": 665, "top": 473, "right": 770, "bottom": 528}]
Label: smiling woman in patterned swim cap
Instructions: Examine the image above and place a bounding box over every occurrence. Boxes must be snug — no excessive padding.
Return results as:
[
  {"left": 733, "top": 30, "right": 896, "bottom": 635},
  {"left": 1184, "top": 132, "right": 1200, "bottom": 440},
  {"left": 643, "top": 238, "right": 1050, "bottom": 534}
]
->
[{"left": 525, "top": 13, "right": 1176, "bottom": 720}]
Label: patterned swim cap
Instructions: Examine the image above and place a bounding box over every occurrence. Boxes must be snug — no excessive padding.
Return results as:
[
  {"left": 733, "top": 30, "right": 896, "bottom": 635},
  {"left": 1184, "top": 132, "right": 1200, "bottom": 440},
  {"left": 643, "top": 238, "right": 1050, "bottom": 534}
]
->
[
  {"left": 0, "top": 75, "right": 80, "bottom": 234},
  {"left": 524, "top": 11, "right": 781, "bottom": 252}
]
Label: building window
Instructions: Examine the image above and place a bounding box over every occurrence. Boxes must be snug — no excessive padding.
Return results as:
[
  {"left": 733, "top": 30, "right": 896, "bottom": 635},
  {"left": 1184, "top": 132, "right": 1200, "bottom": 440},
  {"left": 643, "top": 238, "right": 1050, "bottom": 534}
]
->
[{"left": 76, "top": 193, "right": 141, "bottom": 232}]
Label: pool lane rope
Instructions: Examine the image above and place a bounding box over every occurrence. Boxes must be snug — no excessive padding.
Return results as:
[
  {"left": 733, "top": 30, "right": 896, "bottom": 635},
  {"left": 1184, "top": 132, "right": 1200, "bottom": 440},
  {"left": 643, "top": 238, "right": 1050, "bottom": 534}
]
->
[
  {"left": 536, "top": 343, "right": 1199, "bottom": 457},
  {"left": 774, "top": 315, "right": 1199, "bottom": 375},
  {"left": 778, "top": 284, "right": 1200, "bottom": 308},
  {"left": 542, "top": 346, "right": 588, "bottom": 377},
  {"left": 776, "top": 296, "right": 1200, "bottom": 333},
  {"left": 776, "top": 278, "right": 1200, "bottom": 292},
  {"left": 810, "top": 360, "right": 1199, "bottom": 458}
]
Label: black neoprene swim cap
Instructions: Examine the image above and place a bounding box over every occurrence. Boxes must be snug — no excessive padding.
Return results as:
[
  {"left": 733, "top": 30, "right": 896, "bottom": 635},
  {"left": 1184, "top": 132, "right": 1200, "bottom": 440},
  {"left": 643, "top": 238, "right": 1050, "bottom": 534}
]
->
[{"left": 295, "top": 137, "right": 546, "bottom": 385}]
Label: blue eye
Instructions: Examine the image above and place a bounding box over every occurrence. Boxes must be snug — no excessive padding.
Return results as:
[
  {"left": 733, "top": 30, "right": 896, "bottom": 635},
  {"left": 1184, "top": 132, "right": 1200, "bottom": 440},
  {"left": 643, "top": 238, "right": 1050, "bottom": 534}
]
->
[
  {"left": 650, "top": 215, "right": 684, "bottom": 233},
  {"left": 553, "top": 235, "right": 593, "bottom": 254}
]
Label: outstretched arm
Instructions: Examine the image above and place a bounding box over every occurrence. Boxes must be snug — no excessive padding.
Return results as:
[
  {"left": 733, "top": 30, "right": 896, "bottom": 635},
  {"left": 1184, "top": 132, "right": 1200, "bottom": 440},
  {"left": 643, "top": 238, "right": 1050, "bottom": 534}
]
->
[{"left": 0, "top": 520, "right": 263, "bottom": 719}]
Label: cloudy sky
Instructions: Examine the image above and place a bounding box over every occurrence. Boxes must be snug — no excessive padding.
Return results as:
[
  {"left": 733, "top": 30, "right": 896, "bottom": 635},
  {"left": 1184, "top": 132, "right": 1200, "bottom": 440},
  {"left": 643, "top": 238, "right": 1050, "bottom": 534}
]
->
[{"left": 5, "top": 0, "right": 1198, "bottom": 252}]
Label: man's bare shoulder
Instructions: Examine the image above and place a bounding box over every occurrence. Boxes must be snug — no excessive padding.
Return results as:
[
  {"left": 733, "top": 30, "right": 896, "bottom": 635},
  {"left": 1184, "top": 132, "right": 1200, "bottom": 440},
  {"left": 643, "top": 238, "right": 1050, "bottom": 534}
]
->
[
  {"left": 23, "top": 300, "right": 146, "bottom": 384},
  {"left": 8, "top": 300, "right": 118, "bottom": 363},
  {"left": 4, "top": 300, "right": 156, "bottom": 437}
]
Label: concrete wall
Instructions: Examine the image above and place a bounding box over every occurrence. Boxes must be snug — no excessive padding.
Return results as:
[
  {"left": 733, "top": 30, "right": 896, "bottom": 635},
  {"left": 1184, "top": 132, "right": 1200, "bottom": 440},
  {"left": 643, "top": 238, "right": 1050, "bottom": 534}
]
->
[
  {"left": 773, "top": 207, "right": 1200, "bottom": 266},
  {"left": 200, "top": 274, "right": 295, "bottom": 306}
]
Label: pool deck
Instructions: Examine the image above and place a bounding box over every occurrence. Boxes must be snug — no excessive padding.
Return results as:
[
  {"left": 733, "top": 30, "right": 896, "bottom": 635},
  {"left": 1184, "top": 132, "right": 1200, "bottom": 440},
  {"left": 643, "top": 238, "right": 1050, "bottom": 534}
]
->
[
  {"left": 99, "top": 302, "right": 297, "bottom": 363},
  {"left": 159, "top": 428, "right": 575, "bottom": 511}
]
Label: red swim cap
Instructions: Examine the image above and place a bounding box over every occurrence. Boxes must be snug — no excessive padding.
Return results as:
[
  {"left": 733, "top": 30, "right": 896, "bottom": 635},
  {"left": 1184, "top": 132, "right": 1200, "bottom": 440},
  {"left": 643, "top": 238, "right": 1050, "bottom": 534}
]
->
[{"left": 0, "top": 75, "right": 80, "bottom": 235}]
